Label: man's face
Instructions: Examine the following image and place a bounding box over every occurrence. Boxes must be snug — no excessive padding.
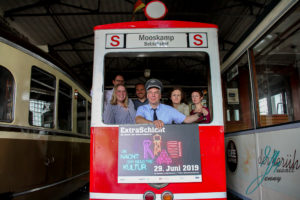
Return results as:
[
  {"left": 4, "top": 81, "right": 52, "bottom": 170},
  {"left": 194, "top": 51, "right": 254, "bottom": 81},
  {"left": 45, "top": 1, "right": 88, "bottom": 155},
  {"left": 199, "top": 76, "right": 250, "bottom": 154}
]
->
[
  {"left": 112, "top": 75, "right": 124, "bottom": 86},
  {"left": 136, "top": 84, "right": 146, "bottom": 99},
  {"left": 147, "top": 87, "right": 161, "bottom": 106}
]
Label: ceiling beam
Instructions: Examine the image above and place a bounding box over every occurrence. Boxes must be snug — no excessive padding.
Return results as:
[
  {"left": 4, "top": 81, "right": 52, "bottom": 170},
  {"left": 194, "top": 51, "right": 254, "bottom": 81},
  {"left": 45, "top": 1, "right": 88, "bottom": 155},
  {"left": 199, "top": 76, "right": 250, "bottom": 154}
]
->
[
  {"left": 4, "top": 0, "right": 60, "bottom": 19},
  {"left": 4, "top": 11, "right": 144, "bottom": 17},
  {"left": 50, "top": 34, "right": 94, "bottom": 48},
  {"left": 54, "top": 49, "right": 93, "bottom": 52}
]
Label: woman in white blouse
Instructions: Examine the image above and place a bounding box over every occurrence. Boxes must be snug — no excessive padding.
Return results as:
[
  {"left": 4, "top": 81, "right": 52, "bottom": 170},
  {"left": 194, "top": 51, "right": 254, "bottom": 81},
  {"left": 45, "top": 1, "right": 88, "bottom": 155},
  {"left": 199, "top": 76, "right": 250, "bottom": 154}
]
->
[{"left": 170, "top": 87, "right": 190, "bottom": 116}]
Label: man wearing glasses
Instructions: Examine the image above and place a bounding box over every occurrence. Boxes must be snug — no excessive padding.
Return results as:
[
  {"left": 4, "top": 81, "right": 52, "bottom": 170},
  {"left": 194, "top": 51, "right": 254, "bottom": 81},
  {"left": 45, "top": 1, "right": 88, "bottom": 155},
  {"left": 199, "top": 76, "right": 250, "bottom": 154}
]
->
[{"left": 136, "top": 79, "right": 199, "bottom": 129}]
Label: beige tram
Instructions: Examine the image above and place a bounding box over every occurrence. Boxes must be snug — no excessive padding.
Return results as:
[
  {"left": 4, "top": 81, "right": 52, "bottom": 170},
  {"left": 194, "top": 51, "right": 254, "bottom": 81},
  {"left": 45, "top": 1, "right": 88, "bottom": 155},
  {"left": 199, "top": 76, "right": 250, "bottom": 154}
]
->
[
  {"left": 0, "top": 35, "right": 91, "bottom": 199},
  {"left": 222, "top": 1, "right": 300, "bottom": 200}
]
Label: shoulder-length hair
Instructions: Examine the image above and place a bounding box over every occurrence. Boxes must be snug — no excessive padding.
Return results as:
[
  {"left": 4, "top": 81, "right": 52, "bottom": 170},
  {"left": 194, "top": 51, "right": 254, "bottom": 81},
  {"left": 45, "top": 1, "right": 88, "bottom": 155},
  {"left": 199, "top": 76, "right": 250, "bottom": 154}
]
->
[
  {"left": 170, "top": 87, "right": 187, "bottom": 104},
  {"left": 110, "top": 84, "right": 129, "bottom": 108}
]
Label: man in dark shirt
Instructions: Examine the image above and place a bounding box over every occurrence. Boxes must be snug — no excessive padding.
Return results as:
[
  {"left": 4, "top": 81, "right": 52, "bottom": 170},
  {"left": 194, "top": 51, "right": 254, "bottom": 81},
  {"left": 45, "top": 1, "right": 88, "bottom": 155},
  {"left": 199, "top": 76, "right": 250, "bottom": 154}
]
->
[{"left": 133, "top": 83, "right": 148, "bottom": 110}]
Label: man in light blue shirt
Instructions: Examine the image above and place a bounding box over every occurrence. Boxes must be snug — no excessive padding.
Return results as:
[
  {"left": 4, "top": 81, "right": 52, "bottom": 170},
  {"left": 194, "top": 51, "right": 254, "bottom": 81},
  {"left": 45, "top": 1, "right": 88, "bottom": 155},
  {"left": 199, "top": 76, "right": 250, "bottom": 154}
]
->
[{"left": 136, "top": 79, "right": 199, "bottom": 129}]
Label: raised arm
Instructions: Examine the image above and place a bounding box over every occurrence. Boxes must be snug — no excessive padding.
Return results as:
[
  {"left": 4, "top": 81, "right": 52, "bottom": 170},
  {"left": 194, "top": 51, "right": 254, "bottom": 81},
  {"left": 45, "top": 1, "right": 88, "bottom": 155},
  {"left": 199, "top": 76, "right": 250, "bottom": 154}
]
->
[{"left": 183, "top": 113, "right": 199, "bottom": 123}]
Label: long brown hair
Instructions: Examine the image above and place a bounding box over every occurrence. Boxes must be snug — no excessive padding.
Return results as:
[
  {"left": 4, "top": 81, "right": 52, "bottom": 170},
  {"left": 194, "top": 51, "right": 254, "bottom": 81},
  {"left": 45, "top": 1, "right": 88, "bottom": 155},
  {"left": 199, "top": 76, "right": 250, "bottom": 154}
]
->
[{"left": 110, "top": 84, "right": 129, "bottom": 108}]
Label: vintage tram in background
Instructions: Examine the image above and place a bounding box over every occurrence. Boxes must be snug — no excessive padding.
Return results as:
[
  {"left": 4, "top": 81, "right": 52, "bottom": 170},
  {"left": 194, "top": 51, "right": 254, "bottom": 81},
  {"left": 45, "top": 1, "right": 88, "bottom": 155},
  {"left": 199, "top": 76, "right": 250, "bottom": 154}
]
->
[
  {"left": 0, "top": 32, "right": 91, "bottom": 199},
  {"left": 90, "top": 20, "right": 226, "bottom": 200},
  {"left": 222, "top": 1, "right": 300, "bottom": 200}
]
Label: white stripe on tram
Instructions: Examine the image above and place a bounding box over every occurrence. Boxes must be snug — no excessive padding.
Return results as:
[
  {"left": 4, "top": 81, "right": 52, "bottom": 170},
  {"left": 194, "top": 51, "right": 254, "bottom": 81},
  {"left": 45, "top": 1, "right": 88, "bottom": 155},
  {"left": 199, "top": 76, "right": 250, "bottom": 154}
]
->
[{"left": 90, "top": 192, "right": 227, "bottom": 199}]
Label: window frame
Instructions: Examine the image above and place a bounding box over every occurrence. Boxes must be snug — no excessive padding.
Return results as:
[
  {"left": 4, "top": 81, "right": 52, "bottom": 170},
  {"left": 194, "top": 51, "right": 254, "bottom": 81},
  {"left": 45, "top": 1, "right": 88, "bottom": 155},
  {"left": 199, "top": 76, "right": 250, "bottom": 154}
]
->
[{"left": 0, "top": 65, "right": 15, "bottom": 123}]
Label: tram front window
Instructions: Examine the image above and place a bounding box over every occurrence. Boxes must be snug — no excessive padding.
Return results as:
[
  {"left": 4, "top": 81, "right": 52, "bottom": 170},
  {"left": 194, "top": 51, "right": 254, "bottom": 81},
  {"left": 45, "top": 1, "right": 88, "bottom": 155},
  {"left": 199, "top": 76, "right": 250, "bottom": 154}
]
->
[{"left": 103, "top": 52, "right": 212, "bottom": 125}]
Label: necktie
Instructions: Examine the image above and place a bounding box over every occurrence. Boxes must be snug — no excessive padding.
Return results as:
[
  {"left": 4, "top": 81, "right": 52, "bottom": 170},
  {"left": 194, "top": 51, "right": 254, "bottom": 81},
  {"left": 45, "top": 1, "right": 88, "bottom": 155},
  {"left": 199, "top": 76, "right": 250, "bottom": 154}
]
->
[{"left": 153, "top": 108, "right": 158, "bottom": 121}]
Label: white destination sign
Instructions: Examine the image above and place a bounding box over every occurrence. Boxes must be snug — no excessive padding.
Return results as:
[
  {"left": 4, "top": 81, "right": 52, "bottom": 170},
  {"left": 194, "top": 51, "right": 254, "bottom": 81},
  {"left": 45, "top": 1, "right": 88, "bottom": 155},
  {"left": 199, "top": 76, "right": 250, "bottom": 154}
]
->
[
  {"left": 105, "top": 33, "right": 208, "bottom": 48},
  {"left": 126, "top": 33, "right": 187, "bottom": 48}
]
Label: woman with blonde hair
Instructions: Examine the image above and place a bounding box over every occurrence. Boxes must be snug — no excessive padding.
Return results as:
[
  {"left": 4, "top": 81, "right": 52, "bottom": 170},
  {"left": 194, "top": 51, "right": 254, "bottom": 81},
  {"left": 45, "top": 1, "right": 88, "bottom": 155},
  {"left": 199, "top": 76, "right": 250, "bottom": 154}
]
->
[
  {"left": 170, "top": 87, "right": 190, "bottom": 116},
  {"left": 103, "top": 84, "right": 136, "bottom": 124}
]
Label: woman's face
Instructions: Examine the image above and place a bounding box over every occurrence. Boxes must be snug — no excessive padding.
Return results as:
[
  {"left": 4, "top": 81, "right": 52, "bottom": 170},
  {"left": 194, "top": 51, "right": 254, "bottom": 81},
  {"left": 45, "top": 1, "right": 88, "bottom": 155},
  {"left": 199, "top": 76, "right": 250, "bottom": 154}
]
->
[
  {"left": 171, "top": 89, "right": 182, "bottom": 104},
  {"left": 191, "top": 91, "right": 202, "bottom": 104},
  {"left": 116, "top": 85, "right": 126, "bottom": 103}
]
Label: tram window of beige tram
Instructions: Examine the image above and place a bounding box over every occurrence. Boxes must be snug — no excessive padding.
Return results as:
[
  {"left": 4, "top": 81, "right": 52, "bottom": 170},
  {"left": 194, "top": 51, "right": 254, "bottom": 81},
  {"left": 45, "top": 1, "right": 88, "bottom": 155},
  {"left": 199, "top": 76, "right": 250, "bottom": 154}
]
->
[
  {"left": 29, "top": 66, "right": 55, "bottom": 128},
  {"left": 223, "top": 4, "right": 300, "bottom": 131},
  {"left": 251, "top": 4, "right": 300, "bottom": 127},
  {"left": 77, "top": 93, "right": 87, "bottom": 134},
  {"left": 222, "top": 53, "right": 254, "bottom": 133},
  {"left": 103, "top": 52, "right": 211, "bottom": 125},
  {"left": 58, "top": 80, "right": 72, "bottom": 131},
  {"left": 88, "top": 102, "right": 91, "bottom": 135},
  {"left": 0, "top": 66, "right": 15, "bottom": 123}
]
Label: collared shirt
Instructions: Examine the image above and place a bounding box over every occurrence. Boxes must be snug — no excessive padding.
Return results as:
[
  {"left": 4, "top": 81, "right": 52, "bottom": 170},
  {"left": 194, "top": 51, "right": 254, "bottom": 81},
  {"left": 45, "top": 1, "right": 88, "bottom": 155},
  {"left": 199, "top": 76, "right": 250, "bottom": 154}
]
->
[
  {"left": 190, "top": 107, "right": 210, "bottom": 123},
  {"left": 176, "top": 103, "right": 190, "bottom": 116},
  {"left": 104, "top": 89, "right": 114, "bottom": 105},
  {"left": 103, "top": 89, "right": 113, "bottom": 114},
  {"left": 133, "top": 98, "right": 149, "bottom": 110},
  {"left": 136, "top": 103, "right": 186, "bottom": 124},
  {"left": 103, "top": 99, "right": 136, "bottom": 124}
]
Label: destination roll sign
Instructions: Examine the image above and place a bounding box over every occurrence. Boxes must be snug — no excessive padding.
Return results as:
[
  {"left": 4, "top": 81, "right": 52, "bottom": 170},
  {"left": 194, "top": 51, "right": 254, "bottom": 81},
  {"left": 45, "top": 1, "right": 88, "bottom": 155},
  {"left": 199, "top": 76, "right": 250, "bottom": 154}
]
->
[
  {"left": 106, "top": 33, "right": 208, "bottom": 48},
  {"left": 118, "top": 124, "right": 202, "bottom": 183}
]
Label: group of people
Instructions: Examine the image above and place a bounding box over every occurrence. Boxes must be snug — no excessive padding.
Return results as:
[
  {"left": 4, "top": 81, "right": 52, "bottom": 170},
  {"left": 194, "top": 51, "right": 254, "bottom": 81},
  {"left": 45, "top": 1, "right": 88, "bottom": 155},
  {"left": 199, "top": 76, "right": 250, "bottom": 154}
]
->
[{"left": 103, "top": 74, "right": 210, "bottom": 128}]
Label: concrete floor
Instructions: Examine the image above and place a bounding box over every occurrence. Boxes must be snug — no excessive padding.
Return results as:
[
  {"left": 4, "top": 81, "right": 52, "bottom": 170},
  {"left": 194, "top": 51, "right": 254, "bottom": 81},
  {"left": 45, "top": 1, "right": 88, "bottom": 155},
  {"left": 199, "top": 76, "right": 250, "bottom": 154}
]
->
[{"left": 61, "top": 185, "right": 89, "bottom": 200}]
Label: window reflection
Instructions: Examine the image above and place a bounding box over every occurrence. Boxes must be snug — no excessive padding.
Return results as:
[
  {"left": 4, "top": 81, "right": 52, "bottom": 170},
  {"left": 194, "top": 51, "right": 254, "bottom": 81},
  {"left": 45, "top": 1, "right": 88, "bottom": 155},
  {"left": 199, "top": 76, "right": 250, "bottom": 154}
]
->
[
  {"left": 0, "top": 66, "right": 14, "bottom": 122},
  {"left": 222, "top": 53, "right": 254, "bottom": 133},
  {"left": 253, "top": 5, "right": 300, "bottom": 127},
  {"left": 58, "top": 80, "right": 72, "bottom": 131},
  {"left": 29, "top": 66, "right": 55, "bottom": 128}
]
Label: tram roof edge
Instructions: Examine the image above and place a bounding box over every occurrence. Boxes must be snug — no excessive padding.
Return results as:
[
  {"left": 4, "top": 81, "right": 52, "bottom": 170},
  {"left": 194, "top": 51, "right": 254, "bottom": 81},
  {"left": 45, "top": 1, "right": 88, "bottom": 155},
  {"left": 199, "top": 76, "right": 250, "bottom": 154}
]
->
[{"left": 94, "top": 21, "right": 218, "bottom": 30}]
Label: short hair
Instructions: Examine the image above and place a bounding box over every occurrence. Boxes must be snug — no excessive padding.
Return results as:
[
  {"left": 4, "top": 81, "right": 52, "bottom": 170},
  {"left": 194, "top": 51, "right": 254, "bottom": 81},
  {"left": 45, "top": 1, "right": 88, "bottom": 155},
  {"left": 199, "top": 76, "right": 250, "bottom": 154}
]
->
[
  {"left": 135, "top": 83, "right": 145, "bottom": 88},
  {"left": 110, "top": 84, "right": 129, "bottom": 108},
  {"left": 113, "top": 74, "right": 124, "bottom": 81},
  {"left": 191, "top": 90, "right": 204, "bottom": 97}
]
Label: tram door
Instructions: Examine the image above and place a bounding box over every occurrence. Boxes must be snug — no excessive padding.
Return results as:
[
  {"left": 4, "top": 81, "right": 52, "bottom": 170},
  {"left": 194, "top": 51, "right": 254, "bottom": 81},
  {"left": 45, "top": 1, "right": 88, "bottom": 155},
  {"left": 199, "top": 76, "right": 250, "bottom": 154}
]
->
[{"left": 90, "top": 21, "right": 226, "bottom": 200}]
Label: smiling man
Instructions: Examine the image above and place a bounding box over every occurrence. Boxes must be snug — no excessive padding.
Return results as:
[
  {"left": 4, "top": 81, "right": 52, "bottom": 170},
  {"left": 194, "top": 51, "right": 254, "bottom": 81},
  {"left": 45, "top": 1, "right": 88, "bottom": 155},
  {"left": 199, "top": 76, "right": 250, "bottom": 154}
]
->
[
  {"left": 135, "top": 79, "right": 199, "bottom": 129},
  {"left": 133, "top": 83, "right": 149, "bottom": 110}
]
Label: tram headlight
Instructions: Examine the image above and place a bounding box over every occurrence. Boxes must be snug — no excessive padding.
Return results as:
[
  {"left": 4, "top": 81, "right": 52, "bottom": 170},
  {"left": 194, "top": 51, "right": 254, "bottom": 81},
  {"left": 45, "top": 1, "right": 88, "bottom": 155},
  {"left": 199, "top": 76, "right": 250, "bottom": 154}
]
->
[
  {"left": 143, "top": 191, "right": 156, "bottom": 200},
  {"left": 161, "top": 191, "right": 173, "bottom": 200}
]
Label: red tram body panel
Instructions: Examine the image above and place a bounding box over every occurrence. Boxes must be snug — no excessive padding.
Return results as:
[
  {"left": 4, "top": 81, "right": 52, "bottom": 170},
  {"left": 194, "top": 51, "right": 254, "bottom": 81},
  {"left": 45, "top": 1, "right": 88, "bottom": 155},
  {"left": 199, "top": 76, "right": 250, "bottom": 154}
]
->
[{"left": 91, "top": 126, "right": 226, "bottom": 197}]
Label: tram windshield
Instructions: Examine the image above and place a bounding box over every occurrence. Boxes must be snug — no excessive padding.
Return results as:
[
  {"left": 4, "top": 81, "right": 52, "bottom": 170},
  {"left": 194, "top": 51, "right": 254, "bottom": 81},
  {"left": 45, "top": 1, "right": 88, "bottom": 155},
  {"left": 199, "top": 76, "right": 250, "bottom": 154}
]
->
[{"left": 103, "top": 51, "right": 212, "bottom": 125}]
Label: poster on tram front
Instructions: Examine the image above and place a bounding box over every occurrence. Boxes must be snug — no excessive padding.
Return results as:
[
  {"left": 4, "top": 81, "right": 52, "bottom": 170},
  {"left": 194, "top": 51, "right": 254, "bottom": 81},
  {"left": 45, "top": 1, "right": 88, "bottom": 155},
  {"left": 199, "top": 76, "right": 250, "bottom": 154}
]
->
[{"left": 118, "top": 124, "right": 202, "bottom": 183}]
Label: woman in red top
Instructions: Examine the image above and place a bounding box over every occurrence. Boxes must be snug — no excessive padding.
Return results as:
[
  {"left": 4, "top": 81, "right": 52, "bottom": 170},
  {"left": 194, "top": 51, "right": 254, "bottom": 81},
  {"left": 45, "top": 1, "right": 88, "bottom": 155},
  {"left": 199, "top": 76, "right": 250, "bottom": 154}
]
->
[{"left": 190, "top": 90, "right": 210, "bottom": 123}]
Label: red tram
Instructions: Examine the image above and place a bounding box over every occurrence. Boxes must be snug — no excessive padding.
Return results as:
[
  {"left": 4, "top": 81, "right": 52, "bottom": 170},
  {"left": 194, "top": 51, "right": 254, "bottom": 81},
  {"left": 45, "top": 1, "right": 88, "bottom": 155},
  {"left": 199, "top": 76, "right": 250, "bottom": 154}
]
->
[{"left": 90, "top": 20, "right": 226, "bottom": 200}]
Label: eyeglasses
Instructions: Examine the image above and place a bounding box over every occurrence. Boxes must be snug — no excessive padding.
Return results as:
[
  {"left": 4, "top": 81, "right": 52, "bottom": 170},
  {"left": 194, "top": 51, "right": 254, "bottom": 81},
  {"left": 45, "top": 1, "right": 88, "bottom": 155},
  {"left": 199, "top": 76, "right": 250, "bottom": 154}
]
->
[{"left": 148, "top": 91, "right": 160, "bottom": 95}]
